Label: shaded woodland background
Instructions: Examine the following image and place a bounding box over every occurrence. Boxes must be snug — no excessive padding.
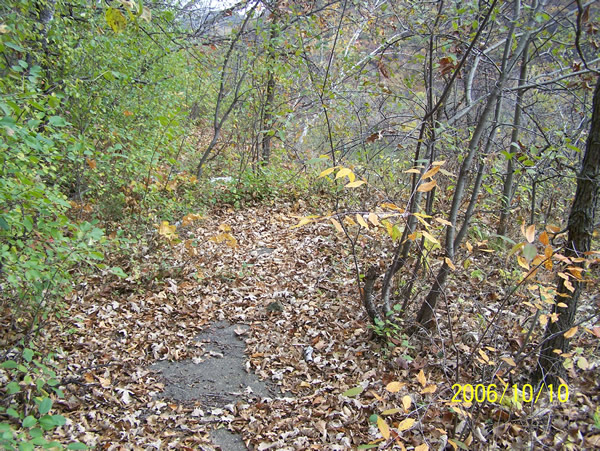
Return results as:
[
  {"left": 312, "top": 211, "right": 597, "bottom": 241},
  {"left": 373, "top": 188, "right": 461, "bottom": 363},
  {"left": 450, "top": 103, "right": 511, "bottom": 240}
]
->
[{"left": 1, "top": 0, "right": 599, "bottom": 448}]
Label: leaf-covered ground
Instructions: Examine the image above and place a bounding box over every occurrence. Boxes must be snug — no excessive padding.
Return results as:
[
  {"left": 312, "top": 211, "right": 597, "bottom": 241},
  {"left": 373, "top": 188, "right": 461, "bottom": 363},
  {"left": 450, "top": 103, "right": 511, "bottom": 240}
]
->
[{"left": 26, "top": 204, "right": 600, "bottom": 449}]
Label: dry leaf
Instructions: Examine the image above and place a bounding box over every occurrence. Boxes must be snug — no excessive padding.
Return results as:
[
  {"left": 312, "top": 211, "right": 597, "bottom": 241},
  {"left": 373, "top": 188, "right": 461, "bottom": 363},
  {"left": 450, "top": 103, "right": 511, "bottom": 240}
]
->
[
  {"left": 422, "top": 166, "right": 440, "bottom": 180},
  {"left": 525, "top": 224, "right": 536, "bottom": 243},
  {"left": 330, "top": 218, "right": 344, "bottom": 233},
  {"left": 416, "top": 369, "right": 426, "bottom": 387},
  {"left": 386, "top": 381, "right": 404, "bottom": 393},
  {"left": 402, "top": 395, "right": 412, "bottom": 411},
  {"left": 397, "top": 417, "right": 416, "bottom": 432},
  {"left": 564, "top": 326, "right": 578, "bottom": 339},
  {"left": 377, "top": 416, "right": 390, "bottom": 439},
  {"left": 417, "top": 180, "right": 437, "bottom": 192}
]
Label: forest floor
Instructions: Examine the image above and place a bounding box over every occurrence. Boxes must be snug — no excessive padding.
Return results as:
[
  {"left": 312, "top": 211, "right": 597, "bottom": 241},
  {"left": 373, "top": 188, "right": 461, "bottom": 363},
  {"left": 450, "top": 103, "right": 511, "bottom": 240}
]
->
[{"left": 25, "top": 202, "right": 600, "bottom": 449}]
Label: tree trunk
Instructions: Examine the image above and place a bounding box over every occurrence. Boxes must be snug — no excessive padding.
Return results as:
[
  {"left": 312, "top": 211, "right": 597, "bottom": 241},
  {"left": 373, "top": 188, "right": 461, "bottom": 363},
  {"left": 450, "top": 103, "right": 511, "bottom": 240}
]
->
[
  {"left": 498, "top": 41, "right": 530, "bottom": 236},
  {"left": 261, "top": 9, "right": 279, "bottom": 165},
  {"left": 534, "top": 76, "right": 600, "bottom": 385},
  {"left": 415, "top": 0, "right": 539, "bottom": 329}
]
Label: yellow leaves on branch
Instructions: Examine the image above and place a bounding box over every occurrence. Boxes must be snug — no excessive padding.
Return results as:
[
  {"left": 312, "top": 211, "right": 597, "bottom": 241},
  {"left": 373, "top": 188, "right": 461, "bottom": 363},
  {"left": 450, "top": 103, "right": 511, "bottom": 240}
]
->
[
  {"left": 417, "top": 180, "right": 437, "bottom": 192},
  {"left": 336, "top": 167, "right": 353, "bottom": 180},
  {"left": 564, "top": 326, "right": 578, "bottom": 339},
  {"left": 330, "top": 217, "right": 344, "bottom": 233},
  {"left": 319, "top": 166, "right": 367, "bottom": 188}
]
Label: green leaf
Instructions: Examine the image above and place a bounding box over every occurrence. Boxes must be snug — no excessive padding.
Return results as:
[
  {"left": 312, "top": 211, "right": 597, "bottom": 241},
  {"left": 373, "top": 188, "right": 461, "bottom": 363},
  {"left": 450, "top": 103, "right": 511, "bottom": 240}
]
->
[
  {"left": 39, "top": 415, "right": 56, "bottom": 431},
  {"left": 342, "top": 385, "right": 364, "bottom": 397},
  {"left": 18, "top": 442, "right": 34, "bottom": 451},
  {"left": 1, "top": 360, "right": 18, "bottom": 369},
  {"left": 6, "top": 382, "right": 20, "bottom": 394},
  {"left": 48, "top": 116, "right": 67, "bottom": 127},
  {"left": 38, "top": 398, "right": 52, "bottom": 415},
  {"left": 67, "top": 443, "right": 89, "bottom": 450},
  {"left": 7, "top": 407, "right": 19, "bottom": 418},
  {"left": 523, "top": 243, "right": 537, "bottom": 262},
  {"left": 29, "top": 427, "right": 43, "bottom": 438},
  {"left": 111, "top": 266, "right": 128, "bottom": 278},
  {"left": 23, "top": 348, "right": 34, "bottom": 362},
  {"left": 30, "top": 436, "right": 48, "bottom": 445},
  {"left": 22, "top": 415, "right": 37, "bottom": 428}
]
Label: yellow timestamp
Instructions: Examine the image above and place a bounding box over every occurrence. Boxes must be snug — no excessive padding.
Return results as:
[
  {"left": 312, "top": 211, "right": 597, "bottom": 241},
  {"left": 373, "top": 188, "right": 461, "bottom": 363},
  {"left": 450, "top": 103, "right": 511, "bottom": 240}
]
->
[{"left": 451, "top": 383, "right": 569, "bottom": 404}]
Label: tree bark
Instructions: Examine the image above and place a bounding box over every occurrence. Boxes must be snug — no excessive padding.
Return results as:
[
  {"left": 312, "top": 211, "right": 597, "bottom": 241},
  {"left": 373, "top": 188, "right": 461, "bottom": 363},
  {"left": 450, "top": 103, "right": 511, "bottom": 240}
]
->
[
  {"left": 534, "top": 76, "right": 600, "bottom": 385},
  {"left": 498, "top": 40, "right": 530, "bottom": 236},
  {"left": 261, "top": 7, "right": 279, "bottom": 165}
]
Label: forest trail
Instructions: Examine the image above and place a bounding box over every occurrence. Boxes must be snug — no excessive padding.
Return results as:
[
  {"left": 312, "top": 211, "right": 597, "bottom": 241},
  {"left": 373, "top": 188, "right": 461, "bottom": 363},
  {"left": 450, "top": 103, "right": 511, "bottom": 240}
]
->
[{"left": 49, "top": 204, "right": 396, "bottom": 449}]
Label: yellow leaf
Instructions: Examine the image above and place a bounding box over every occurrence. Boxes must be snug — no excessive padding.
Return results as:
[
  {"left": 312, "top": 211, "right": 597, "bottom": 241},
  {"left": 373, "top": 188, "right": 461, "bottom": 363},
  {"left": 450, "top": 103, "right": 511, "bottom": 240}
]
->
[
  {"left": 371, "top": 391, "right": 384, "bottom": 402},
  {"left": 564, "top": 326, "right": 578, "bottom": 339},
  {"left": 444, "top": 257, "right": 456, "bottom": 270},
  {"left": 291, "top": 216, "right": 317, "bottom": 229},
  {"left": 466, "top": 241, "right": 473, "bottom": 252},
  {"left": 182, "top": 213, "right": 203, "bottom": 226},
  {"left": 343, "top": 216, "right": 357, "bottom": 227},
  {"left": 567, "top": 266, "right": 583, "bottom": 280},
  {"left": 397, "top": 417, "right": 416, "bottom": 432},
  {"left": 381, "top": 408, "right": 402, "bottom": 415},
  {"left": 386, "top": 381, "right": 404, "bottom": 393},
  {"left": 525, "top": 224, "right": 536, "bottom": 243},
  {"left": 435, "top": 217, "right": 452, "bottom": 226},
  {"left": 402, "top": 395, "right": 412, "bottom": 411},
  {"left": 336, "top": 167, "right": 353, "bottom": 179},
  {"left": 408, "top": 231, "right": 418, "bottom": 241},
  {"left": 319, "top": 167, "right": 336, "bottom": 178},
  {"left": 447, "top": 439, "right": 458, "bottom": 451},
  {"left": 416, "top": 369, "right": 426, "bottom": 387},
  {"left": 330, "top": 218, "right": 344, "bottom": 233},
  {"left": 158, "top": 221, "right": 178, "bottom": 240},
  {"left": 348, "top": 171, "right": 356, "bottom": 182},
  {"left": 539, "top": 231, "right": 549, "bottom": 246},
  {"left": 478, "top": 349, "right": 489, "bottom": 362},
  {"left": 564, "top": 279, "right": 574, "bottom": 292},
  {"left": 404, "top": 168, "right": 421, "bottom": 174},
  {"left": 415, "top": 444, "right": 429, "bottom": 451},
  {"left": 356, "top": 214, "right": 369, "bottom": 229},
  {"left": 368, "top": 213, "right": 380, "bottom": 226},
  {"left": 517, "top": 256, "right": 530, "bottom": 270},
  {"left": 381, "top": 202, "right": 402, "bottom": 211},
  {"left": 501, "top": 357, "right": 516, "bottom": 366},
  {"left": 383, "top": 220, "right": 394, "bottom": 237},
  {"left": 432, "top": 160, "right": 446, "bottom": 166},
  {"left": 210, "top": 232, "right": 237, "bottom": 248},
  {"left": 346, "top": 180, "right": 366, "bottom": 188},
  {"left": 377, "top": 416, "right": 390, "bottom": 439},
  {"left": 86, "top": 158, "right": 97, "bottom": 169},
  {"left": 422, "top": 230, "right": 439, "bottom": 245},
  {"left": 421, "top": 385, "right": 437, "bottom": 394},
  {"left": 422, "top": 166, "right": 440, "bottom": 180},
  {"left": 106, "top": 7, "right": 127, "bottom": 33},
  {"left": 439, "top": 168, "right": 455, "bottom": 177},
  {"left": 219, "top": 223, "right": 232, "bottom": 232},
  {"left": 417, "top": 180, "right": 437, "bottom": 192}
]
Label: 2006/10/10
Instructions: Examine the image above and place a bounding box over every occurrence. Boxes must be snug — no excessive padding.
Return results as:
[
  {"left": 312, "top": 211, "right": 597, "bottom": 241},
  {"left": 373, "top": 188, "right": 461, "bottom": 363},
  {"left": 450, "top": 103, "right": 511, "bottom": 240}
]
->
[{"left": 451, "top": 383, "right": 569, "bottom": 404}]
